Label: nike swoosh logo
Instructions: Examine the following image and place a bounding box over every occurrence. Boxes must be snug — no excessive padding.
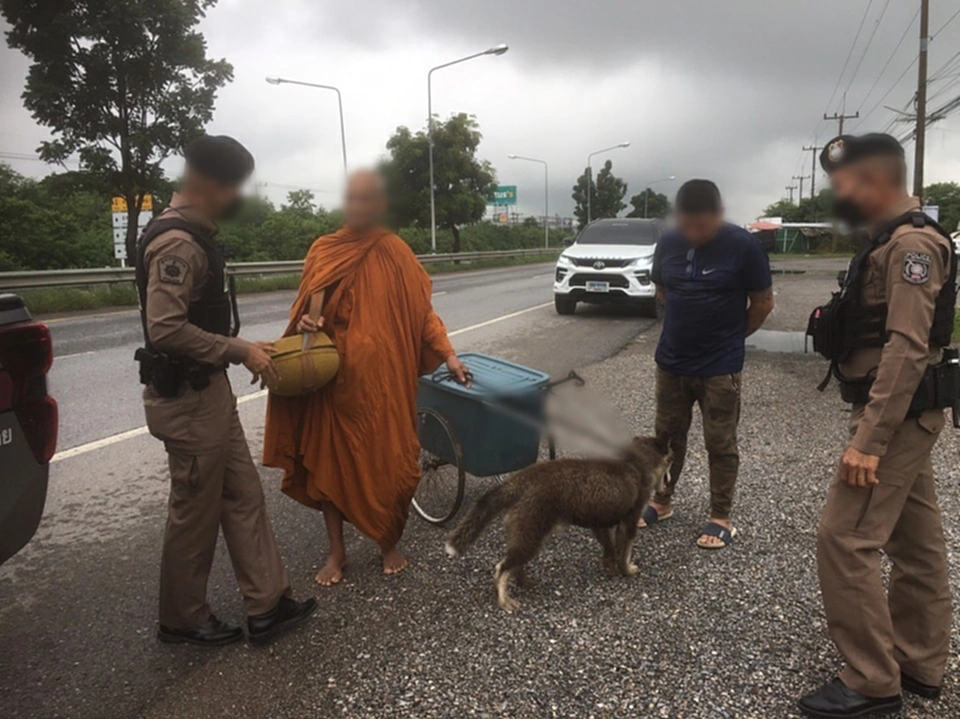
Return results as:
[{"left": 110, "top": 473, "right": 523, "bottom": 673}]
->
[{"left": 701, "top": 268, "right": 717, "bottom": 275}]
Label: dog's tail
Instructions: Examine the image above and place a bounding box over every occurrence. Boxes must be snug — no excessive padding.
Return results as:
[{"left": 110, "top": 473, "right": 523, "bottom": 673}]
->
[{"left": 444, "top": 479, "right": 523, "bottom": 557}]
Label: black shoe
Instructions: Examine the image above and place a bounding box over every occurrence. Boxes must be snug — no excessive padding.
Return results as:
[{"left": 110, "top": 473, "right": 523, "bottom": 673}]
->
[
  {"left": 798, "top": 678, "right": 902, "bottom": 718},
  {"left": 246, "top": 595, "right": 317, "bottom": 646},
  {"left": 901, "top": 673, "right": 941, "bottom": 700},
  {"left": 157, "top": 614, "right": 244, "bottom": 647}
]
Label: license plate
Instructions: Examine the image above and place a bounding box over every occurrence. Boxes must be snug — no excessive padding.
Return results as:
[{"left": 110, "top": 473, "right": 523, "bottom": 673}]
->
[{"left": 585, "top": 281, "right": 610, "bottom": 293}]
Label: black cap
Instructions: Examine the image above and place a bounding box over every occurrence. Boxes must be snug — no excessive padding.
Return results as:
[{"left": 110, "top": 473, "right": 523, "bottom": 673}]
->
[
  {"left": 820, "top": 133, "right": 904, "bottom": 174},
  {"left": 184, "top": 135, "right": 255, "bottom": 186}
]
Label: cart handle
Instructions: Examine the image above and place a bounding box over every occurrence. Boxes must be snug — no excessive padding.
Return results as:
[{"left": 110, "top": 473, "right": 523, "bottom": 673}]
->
[{"left": 544, "top": 370, "right": 585, "bottom": 391}]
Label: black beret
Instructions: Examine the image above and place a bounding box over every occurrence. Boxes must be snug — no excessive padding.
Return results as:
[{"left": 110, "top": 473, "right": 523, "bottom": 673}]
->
[
  {"left": 820, "top": 133, "right": 904, "bottom": 174},
  {"left": 184, "top": 135, "right": 255, "bottom": 185}
]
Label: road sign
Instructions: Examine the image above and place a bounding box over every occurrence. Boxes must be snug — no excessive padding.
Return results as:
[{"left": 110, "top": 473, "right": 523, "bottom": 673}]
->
[
  {"left": 491, "top": 185, "right": 517, "bottom": 205},
  {"left": 111, "top": 196, "right": 154, "bottom": 263},
  {"left": 111, "top": 194, "right": 154, "bottom": 213}
]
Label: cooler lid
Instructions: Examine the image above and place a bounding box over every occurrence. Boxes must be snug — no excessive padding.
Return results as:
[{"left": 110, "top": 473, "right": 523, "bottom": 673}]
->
[{"left": 422, "top": 352, "right": 550, "bottom": 398}]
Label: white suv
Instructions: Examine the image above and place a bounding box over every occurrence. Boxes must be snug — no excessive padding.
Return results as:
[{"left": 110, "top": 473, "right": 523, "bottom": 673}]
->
[{"left": 553, "top": 218, "right": 663, "bottom": 317}]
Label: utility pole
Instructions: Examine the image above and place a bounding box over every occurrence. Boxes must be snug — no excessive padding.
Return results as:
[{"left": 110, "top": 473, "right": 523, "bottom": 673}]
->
[
  {"left": 785, "top": 185, "right": 797, "bottom": 203},
  {"left": 793, "top": 174, "right": 811, "bottom": 201},
  {"left": 802, "top": 144, "right": 822, "bottom": 219},
  {"left": 913, "top": 0, "right": 930, "bottom": 200},
  {"left": 802, "top": 145, "right": 822, "bottom": 201},
  {"left": 823, "top": 110, "right": 859, "bottom": 135}
]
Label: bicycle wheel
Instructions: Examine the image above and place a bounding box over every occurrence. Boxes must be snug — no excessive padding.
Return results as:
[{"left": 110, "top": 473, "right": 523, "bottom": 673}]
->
[{"left": 412, "top": 408, "right": 466, "bottom": 525}]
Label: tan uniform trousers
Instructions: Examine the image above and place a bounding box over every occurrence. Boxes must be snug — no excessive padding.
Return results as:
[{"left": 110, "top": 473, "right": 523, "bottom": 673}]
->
[
  {"left": 145, "top": 371, "right": 290, "bottom": 629},
  {"left": 817, "top": 406, "right": 951, "bottom": 697}
]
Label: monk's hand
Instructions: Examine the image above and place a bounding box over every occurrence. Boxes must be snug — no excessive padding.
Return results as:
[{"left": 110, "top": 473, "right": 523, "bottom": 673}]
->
[
  {"left": 838, "top": 445, "right": 880, "bottom": 489},
  {"left": 244, "top": 342, "right": 280, "bottom": 389},
  {"left": 446, "top": 355, "right": 471, "bottom": 387},
  {"left": 296, "top": 314, "right": 324, "bottom": 333}
]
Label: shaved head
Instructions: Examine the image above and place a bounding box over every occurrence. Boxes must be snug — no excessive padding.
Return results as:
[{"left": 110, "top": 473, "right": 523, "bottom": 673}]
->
[{"left": 344, "top": 169, "right": 388, "bottom": 233}]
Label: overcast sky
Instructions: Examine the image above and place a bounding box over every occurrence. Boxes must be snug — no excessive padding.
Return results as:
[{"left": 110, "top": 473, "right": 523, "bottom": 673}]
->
[{"left": 2, "top": 0, "right": 959, "bottom": 225}]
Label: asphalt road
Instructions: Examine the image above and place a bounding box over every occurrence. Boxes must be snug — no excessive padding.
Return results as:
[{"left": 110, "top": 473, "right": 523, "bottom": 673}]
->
[
  {"left": 44, "top": 262, "right": 649, "bottom": 452},
  {"left": 1, "top": 261, "right": 659, "bottom": 719}
]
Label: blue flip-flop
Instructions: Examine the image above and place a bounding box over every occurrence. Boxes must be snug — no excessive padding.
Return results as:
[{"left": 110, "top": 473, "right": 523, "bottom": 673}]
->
[
  {"left": 638, "top": 505, "right": 674, "bottom": 528},
  {"left": 697, "top": 522, "right": 737, "bottom": 549}
]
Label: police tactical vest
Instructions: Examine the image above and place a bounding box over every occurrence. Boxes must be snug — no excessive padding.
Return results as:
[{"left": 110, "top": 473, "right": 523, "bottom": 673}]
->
[
  {"left": 134, "top": 214, "right": 239, "bottom": 357},
  {"left": 807, "top": 211, "right": 958, "bottom": 390}
]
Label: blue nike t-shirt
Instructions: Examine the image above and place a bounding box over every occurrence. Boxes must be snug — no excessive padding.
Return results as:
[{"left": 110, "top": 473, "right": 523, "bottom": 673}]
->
[{"left": 652, "top": 222, "right": 772, "bottom": 377}]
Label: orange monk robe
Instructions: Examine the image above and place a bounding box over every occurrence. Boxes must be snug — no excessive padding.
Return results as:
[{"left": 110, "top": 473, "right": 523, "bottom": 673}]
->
[{"left": 262, "top": 227, "right": 455, "bottom": 548}]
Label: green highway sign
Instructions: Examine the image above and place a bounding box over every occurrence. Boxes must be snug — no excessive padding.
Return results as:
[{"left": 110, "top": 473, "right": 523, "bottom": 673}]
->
[{"left": 491, "top": 185, "right": 517, "bottom": 205}]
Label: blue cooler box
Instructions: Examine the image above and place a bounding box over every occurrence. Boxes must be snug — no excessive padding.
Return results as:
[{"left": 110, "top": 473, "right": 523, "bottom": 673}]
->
[{"left": 418, "top": 353, "right": 550, "bottom": 477}]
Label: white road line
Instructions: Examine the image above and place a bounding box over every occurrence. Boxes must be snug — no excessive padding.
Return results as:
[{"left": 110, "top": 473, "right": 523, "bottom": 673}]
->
[
  {"left": 529, "top": 274, "right": 549, "bottom": 279},
  {"left": 50, "top": 301, "right": 552, "bottom": 463},
  {"left": 448, "top": 302, "right": 551, "bottom": 337},
  {"left": 431, "top": 291, "right": 448, "bottom": 297},
  {"left": 56, "top": 351, "right": 96, "bottom": 360}
]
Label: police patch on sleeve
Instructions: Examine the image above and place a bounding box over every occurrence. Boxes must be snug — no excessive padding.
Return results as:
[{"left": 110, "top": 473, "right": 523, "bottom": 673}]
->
[
  {"left": 901, "top": 251, "right": 931, "bottom": 285},
  {"left": 157, "top": 255, "right": 189, "bottom": 285}
]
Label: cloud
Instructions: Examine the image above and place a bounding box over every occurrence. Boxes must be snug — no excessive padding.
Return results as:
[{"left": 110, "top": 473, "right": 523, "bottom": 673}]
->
[{"left": 2, "top": 0, "right": 959, "bottom": 226}]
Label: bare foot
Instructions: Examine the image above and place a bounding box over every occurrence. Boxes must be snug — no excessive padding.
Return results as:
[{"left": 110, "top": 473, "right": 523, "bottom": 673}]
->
[
  {"left": 315, "top": 550, "right": 346, "bottom": 586},
  {"left": 381, "top": 547, "right": 409, "bottom": 576},
  {"left": 697, "top": 517, "right": 735, "bottom": 548},
  {"left": 637, "top": 500, "right": 672, "bottom": 528}
]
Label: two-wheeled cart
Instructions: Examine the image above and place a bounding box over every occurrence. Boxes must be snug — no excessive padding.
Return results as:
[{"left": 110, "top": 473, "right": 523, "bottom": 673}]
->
[{"left": 412, "top": 352, "right": 584, "bottom": 525}]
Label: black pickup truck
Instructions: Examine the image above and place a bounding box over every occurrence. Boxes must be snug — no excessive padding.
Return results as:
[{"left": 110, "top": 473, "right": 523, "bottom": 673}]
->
[{"left": 0, "top": 293, "right": 58, "bottom": 564}]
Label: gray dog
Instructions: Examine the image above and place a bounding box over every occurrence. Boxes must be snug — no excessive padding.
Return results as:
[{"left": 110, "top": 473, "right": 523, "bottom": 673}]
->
[{"left": 445, "top": 435, "right": 673, "bottom": 613}]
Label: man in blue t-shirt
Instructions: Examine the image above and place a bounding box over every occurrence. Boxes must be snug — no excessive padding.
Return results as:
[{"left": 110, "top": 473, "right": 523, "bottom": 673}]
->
[{"left": 638, "top": 180, "right": 774, "bottom": 549}]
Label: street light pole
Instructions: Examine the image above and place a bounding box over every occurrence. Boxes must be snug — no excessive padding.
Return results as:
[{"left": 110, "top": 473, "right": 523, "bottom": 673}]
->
[
  {"left": 640, "top": 175, "right": 676, "bottom": 218},
  {"left": 427, "top": 44, "right": 509, "bottom": 253},
  {"left": 507, "top": 154, "right": 549, "bottom": 248},
  {"left": 586, "top": 142, "right": 630, "bottom": 224},
  {"left": 264, "top": 77, "right": 347, "bottom": 176}
]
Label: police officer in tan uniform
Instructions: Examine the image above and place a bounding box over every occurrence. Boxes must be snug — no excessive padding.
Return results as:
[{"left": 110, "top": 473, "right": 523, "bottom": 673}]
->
[
  {"left": 136, "top": 135, "right": 316, "bottom": 646},
  {"left": 800, "top": 133, "right": 958, "bottom": 717}
]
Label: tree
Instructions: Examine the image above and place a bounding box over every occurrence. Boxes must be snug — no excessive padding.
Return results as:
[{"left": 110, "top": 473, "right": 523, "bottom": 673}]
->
[
  {"left": 285, "top": 189, "right": 317, "bottom": 215},
  {"left": 2, "top": 0, "right": 234, "bottom": 259},
  {"left": 380, "top": 113, "right": 497, "bottom": 253},
  {"left": 924, "top": 182, "right": 960, "bottom": 234},
  {"left": 571, "top": 160, "right": 627, "bottom": 228},
  {"left": 627, "top": 188, "right": 671, "bottom": 219}
]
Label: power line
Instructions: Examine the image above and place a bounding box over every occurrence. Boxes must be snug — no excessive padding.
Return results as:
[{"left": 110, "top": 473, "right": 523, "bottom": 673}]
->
[
  {"left": 855, "top": 54, "right": 919, "bottom": 129},
  {"left": 853, "top": 6, "right": 921, "bottom": 121},
  {"left": 931, "top": 6, "right": 960, "bottom": 40},
  {"left": 824, "top": 0, "right": 875, "bottom": 115},
  {"left": 844, "top": 0, "right": 892, "bottom": 98}
]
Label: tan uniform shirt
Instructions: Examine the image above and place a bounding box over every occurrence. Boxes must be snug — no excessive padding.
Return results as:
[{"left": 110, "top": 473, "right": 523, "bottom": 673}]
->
[
  {"left": 142, "top": 194, "right": 249, "bottom": 366},
  {"left": 839, "top": 197, "right": 952, "bottom": 457}
]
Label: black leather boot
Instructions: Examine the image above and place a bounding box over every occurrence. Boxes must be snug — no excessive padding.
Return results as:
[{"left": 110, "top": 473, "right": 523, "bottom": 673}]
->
[
  {"left": 901, "top": 673, "right": 941, "bottom": 700},
  {"left": 157, "top": 614, "right": 244, "bottom": 647},
  {"left": 798, "top": 678, "right": 901, "bottom": 718},
  {"left": 247, "top": 595, "right": 317, "bottom": 646}
]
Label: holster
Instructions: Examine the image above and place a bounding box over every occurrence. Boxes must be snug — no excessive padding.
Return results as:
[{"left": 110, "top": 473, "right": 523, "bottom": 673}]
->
[
  {"left": 135, "top": 348, "right": 220, "bottom": 397},
  {"left": 839, "top": 348, "right": 960, "bottom": 427}
]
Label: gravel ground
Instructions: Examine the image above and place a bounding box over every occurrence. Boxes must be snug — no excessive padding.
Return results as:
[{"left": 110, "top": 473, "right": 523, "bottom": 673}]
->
[
  {"left": 5, "top": 265, "right": 959, "bottom": 719},
  {"left": 143, "top": 314, "right": 958, "bottom": 718}
]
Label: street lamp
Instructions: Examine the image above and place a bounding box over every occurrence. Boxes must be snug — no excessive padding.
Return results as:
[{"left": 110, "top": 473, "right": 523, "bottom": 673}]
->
[
  {"left": 265, "top": 76, "right": 347, "bottom": 176},
  {"left": 640, "top": 175, "right": 676, "bottom": 218},
  {"left": 507, "top": 154, "right": 549, "bottom": 248},
  {"left": 586, "top": 142, "right": 630, "bottom": 224},
  {"left": 428, "top": 44, "right": 509, "bottom": 253}
]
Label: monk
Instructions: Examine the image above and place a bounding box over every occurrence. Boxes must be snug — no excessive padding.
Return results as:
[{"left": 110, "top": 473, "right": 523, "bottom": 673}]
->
[{"left": 262, "top": 170, "right": 468, "bottom": 585}]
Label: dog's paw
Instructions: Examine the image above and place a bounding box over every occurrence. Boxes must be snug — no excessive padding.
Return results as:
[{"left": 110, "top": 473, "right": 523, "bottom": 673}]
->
[
  {"left": 499, "top": 596, "right": 521, "bottom": 614},
  {"left": 622, "top": 562, "right": 640, "bottom": 576},
  {"left": 443, "top": 540, "right": 459, "bottom": 558}
]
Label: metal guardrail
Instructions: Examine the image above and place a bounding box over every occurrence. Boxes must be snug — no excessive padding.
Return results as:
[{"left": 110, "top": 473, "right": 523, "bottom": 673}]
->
[{"left": 0, "top": 247, "right": 560, "bottom": 291}]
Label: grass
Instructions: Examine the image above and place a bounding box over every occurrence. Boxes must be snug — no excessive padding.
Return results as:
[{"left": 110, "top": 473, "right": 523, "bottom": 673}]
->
[
  {"left": 21, "top": 252, "right": 559, "bottom": 316},
  {"left": 954, "top": 313, "right": 960, "bottom": 344}
]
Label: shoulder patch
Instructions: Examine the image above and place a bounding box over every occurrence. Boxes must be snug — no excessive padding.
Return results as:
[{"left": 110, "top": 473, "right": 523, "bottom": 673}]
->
[
  {"left": 901, "top": 251, "right": 931, "bottom": 285},
  {"left": 157, "top": 255, "right": 190, "bottom": 285}
]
